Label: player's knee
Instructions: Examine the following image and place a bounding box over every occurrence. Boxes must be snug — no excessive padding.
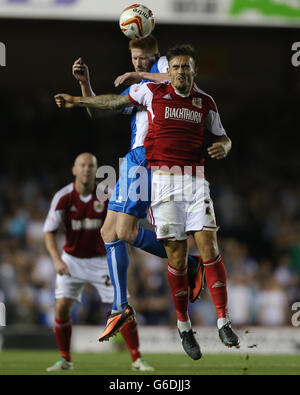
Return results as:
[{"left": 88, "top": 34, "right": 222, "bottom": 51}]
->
[
  {"left": 116, "top": 222, "right": 139, "bottom": 244},
  {"left": 164, "top": 241, "right": 187, "bottom": 270},
  {"left": 170, "top": 257, "right": 187, "bottom": 270},
  {"left": 55, "top": 299, "right": 72, "bottom": 320},
  {"left": 101, "top": 223, "right": 117, "bottom": 244},
  {"left": 200, "top": 239, "right": 219, "bottom": 261}
]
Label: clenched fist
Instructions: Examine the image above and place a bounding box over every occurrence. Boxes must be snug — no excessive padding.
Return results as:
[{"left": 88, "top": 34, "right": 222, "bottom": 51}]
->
[{"left": 54, "top": 93, "right": 76, "bottom": 109}]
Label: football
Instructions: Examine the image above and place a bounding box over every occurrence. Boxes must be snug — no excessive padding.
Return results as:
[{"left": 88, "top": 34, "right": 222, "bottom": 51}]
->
[{"left": 119, "top": 4, "right": 155, "bottom": 40}]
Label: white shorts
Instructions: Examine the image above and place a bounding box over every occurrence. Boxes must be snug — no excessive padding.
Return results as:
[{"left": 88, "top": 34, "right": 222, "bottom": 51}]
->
[
  {"left": 148, "top": 173, "right": 219, "bottom": 241},
  {"left": 55, "top": 251, "right": 114, "bottom": 303}
]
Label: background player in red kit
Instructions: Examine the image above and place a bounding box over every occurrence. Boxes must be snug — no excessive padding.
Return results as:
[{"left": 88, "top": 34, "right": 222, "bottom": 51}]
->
[
  {"left": 54, "top": 46, "right": 240, "bottom": 360},
  {"left": 43, "top": 153, "right": 153, "bottom": 372}
]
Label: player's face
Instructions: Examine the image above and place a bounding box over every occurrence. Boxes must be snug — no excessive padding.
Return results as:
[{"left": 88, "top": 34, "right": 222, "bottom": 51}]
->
[
  {"left": 73, "top": 155, "right": 97, "bottom": 186},
  {"left": 168, "top": 56, "right": 196, "bottom": 95},
  {"left": 131, "top": 48, "right": 156, "bottom": 72}
]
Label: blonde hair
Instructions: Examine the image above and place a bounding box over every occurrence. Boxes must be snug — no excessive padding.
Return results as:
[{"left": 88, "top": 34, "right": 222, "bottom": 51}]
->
[{"left": 129, "top": 34, "right": 159, "bottom": 55}]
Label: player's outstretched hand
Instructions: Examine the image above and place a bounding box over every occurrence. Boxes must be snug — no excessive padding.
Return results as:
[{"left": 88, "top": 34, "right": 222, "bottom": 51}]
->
[
  {"left": 72, "top": 57, "right": 90, "bottom": 83},
  {"left": 114, "top": 72, "right": 142, "bottom": 87},
  {"left": 54, "top": 259, "right": 71, "bottom": 276},
  {"left": 54, "top": 93, "right": 76, "bottom": 109},
  {"left": 207, "top": 142, "right": 228, "bottom": 160}
]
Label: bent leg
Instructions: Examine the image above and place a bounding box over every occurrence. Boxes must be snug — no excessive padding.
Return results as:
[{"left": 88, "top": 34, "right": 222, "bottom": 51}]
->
[{"left": 101, "top": 210, "right": 130, "bottom": 311}]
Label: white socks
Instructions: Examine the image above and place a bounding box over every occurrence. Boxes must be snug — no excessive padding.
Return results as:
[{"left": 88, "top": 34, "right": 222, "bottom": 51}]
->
[
  {"left": 177, "top": 319, "right": 192, "bottom": 333},
  {"left": 217, "top": 317, "right": 230, "bottom": 329},
  {"left": 178, "top": 317, "right": 230, "bottom": 332}
]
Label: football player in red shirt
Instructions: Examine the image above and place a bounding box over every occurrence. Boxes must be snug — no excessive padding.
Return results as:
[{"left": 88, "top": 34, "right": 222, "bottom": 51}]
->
[
  {"left": 54, "top": 44, "right": 239, "bottom": 360},
  {"left": 44, "top": 153, "right": 153, "bottom": 372}
]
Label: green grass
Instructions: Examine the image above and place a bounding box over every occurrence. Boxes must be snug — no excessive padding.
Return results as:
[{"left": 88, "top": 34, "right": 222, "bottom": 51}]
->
[{"left": 0, "top": 350, "right": 299, "bottom": 375}]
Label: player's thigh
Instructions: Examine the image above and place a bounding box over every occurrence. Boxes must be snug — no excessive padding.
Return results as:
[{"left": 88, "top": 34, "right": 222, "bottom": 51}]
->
[
  {"left": 100, "top": 209, "right": 118, "bottom": 243},
  {"left": 151, "top": 173, "right": 187, "bottom": 242},
  {"left": 164, "top": 239, "right": 188, "bottom": 269},
  {"left": 115, "top": 212, "right": 140, "bottom": 243},
  {"left": 193, "top": 230, "right": 219, "bottom": 261},
  {"left": 55, "top": 274, "right": 85, "bottom": 305}
]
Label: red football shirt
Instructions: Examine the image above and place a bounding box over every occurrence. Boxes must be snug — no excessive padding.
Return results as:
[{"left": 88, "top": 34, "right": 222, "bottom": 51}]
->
[
  {"left": 129, "top": 82, "right": 226, "bottom": 173},
  {"left": 43, "top": 183, "right": 107, "bottom": 258}
]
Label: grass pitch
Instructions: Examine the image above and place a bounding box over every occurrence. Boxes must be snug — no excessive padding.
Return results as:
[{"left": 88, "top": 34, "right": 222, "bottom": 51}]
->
[{"left": 0, "top": 350, "right": 300, "bottom": 375}]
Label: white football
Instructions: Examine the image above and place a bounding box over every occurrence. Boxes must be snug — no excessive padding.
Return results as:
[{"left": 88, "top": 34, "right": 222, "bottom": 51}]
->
[{"left": 119, "top": 4, "right": 155, "bottom": 40}]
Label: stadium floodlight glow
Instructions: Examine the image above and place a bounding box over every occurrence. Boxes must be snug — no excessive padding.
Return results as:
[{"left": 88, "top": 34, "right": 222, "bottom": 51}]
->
[{"left": 0, "top": 42, "right": 6, "bottom": 67}]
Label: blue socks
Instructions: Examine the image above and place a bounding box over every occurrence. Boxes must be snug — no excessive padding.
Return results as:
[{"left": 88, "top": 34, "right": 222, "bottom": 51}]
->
[
  {"left": 105, "top": 229, "right": 199, "bottom": 312},
  {"left": 105, "top": 239, "right": 129, "bottom": 311},
  {"left": 133, "top": 226, "right": 167, "bottom": 258},
  {"left": 133, "top": 226, "right": 199, "bottom": 270}
]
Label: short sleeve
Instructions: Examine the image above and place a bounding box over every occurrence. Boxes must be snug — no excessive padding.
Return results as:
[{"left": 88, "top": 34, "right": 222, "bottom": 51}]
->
[
  {"left": 43, "top": 194, "right": 65, "bottom": 232},
  {"left": 205, "top": 99, "right": 226, "bottom": 136},
  {"left": 128, "top": 83, "right": 153, "bottom": 108}
]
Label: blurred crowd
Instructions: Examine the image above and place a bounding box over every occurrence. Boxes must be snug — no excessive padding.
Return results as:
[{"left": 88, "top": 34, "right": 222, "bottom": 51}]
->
[{"left": 0, "top": 93, "right": 300, "bottom": 329}]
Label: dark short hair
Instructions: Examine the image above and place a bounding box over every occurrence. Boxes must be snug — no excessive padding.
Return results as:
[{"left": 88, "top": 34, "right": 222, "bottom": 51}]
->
[{"left": 166, "top": 44, "right": 196, "bottom": 63}]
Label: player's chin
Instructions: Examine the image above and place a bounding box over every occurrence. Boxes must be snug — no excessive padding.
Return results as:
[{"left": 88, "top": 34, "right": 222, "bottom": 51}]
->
[{"left": 81, "top": 177, "right": 93, "bottom": 184}]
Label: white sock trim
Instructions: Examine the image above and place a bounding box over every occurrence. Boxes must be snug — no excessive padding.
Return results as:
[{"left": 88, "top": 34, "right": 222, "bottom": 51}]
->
[
  {"left": 177, "top": 319, "right": 192, "bottom": 333},
  {"left": 217, "top": 317, "right": 230, "bottom": 330}
]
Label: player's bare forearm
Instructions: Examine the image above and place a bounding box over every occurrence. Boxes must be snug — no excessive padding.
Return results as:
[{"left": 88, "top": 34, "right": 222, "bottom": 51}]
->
[
  {"left": 114, "top": 71, "right": 170, "bottom": 87},
  {"left": 78, "top": 94, "right": 131, "bottom": 112},
  {"left": 140, "top": 72, "right": 170, "bottom": 83},
  {"left": 207, "top": 135, "right": 232, "bottom": 160},
  {"left": 44, "top": 232, "right": 62, "bottom": 263},
  {"left": 44, "top": 232, "right": 70, "bottom": 276},
  {"left": 79, "top": 81, "right": 96, "bottom": 118},
  {"left": 54, "top": 93, "right": 131, "bottom": 114}
]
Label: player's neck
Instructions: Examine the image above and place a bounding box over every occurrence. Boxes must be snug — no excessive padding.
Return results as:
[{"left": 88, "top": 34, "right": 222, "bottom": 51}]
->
[
  {"left": 172, "top": 83, "right": 193, "bottom": 97},
  {"left": 75, "top": 180, "right": 94, "bottom": 196}
]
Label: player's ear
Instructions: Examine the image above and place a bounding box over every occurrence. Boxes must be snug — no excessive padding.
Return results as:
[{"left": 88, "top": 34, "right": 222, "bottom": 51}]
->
[
  {"left": 194, "top": 66, "right": 198, "bottom": 77},
  {"left": 72, "top": 166, "right": 76, "bottom": 177}
]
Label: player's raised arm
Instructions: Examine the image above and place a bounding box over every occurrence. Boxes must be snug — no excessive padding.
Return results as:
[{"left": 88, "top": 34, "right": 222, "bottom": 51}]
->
[
  {"left": 72, "top": 58, "right": 121, "bottom": 118},
  {"left": 114, "top": 71, "right": 169, "bottom": 87},
  {"left": 72, "top": 57, "right": 95, "bottom": 118},
  {"left": 54, "top": 93, "right": 133, "bottom": 112}
]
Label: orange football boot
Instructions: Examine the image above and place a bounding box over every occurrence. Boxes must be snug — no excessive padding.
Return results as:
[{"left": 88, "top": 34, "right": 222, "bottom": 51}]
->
[
  {"left": 98, "top": 305, "right": 136, "bottom": 342},
  {"left": 188, "top": 256, "right": 205, "bottom": 303}
]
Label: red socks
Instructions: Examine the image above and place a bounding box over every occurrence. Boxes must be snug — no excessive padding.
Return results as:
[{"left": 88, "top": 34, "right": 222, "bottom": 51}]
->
[
  {"left": 121, "top": 320, "right": 141, "bottom": 362},
  {"left": 55, "top": 317, "right": 72, "bottom": 362},
  {"left": 167, "top": 263, "right": 189, "bottom": 322},
  {"left": 54, "top": 317, "right": 142, "bottom": 363},
  {"left": 203, "top": 255, "right": 228, "bottom": 319}
]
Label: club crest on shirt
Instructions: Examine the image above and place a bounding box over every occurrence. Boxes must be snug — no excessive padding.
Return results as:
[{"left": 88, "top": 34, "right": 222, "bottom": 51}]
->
[
  {"left": 94, "top": 201, "right": 105, "bottom": 213},
  {"left": 192, "top": 98, "right": 202, "bottom": 109}
]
